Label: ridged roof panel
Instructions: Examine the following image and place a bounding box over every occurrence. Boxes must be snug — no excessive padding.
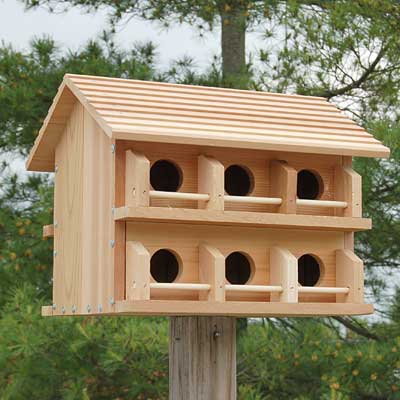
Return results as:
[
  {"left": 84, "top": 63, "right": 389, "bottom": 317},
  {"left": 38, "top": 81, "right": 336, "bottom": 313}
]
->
[{"left": 26, "top": 74, "right": 389, "bottom": 171}]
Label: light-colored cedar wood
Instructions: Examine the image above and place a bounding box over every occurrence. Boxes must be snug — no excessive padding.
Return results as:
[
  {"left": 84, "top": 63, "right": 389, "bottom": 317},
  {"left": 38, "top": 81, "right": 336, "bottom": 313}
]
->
[
  {"left": 198, "top": 243, "right": 226, "bottom": 302},
  {"left": 26, "top": 84, "right": 77, "bottom": 172},
  {"left": 296, "top": 199, "right": 347, "bottom": 208},
  {"left": 27, "top": 74, "right": 390, "bottom": 172},
  {"left": 81, "top": 109, "right": 114, "bottom": 314},
  {"left": 150, "top": 191, "right": 210, "bottom": 201},
  {"left": 224, "top": 195, "right": 281, "bottom": 205},
  {"left": 269, "top": 247, "right": 298, "bottom": 302},
  {"left": 151, "top": 283, "right": 211, "bottom": 291},
  {"left": 225, "top": 285, "right": 282, "bottom": 293},
  {"left": 126, "top": 222, "right": 341, "bottom": 302},
  {"left": 270, "top": 160, "right": 297, "bottom": 213},
  {"left": 53, "top": 101, "right": 84, "bottom": 313},
  {"left": 114, "top": 300, "right": 373, "bottom": 316},
  {"left": 113, "top": 140, "right": 127, "bottom": 302},
  {"left": 41, "top": 300, "right": 374, "bottom": 317},
  {"left": 126, "top": 241, "right": 151, "bottom": 300},
  {"left": 298, "top": 286, "right": 349, "bottom": 294},
  {"left": 198, "top": 155, "right": 224, "bottom": 210},
  {"left": 41, "top": 306, "right": 53, "bottom": 316},
  {"left": 125, "top": 150, "right": 150, "bottom": 207},
  {"left": 118, "top": 141, "right": 337, "bottom": 216},
  {"left": 169, "top": 316, "right": 236, "bottom": 400},
  {"left": 114, "top": 206, "right": 372, "bottom": 232},
  {"left": 43, "top": 224, "right": 54, "bottom": 238},
  {"left": 336, "top": 249, "right": 364, "bottom": 303},
  {"left": 334, "top": 165, "right": 362, "bottom": 217}
]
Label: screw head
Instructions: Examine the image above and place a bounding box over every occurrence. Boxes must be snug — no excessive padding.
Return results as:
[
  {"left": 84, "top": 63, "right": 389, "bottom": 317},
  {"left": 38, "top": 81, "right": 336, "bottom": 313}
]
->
[
  {"left": 53, "top": 250, "right": 58, "bottom": 257},
  {"left": 109, "top": 297, "right": 115, "bottom": 306},
  {"left": 111, "top": 144, "right": 116, "bottom": 153},
  {"left": 54, "top": 221, "right": 58, "bottom": 228},
  {"left": 110, "top": 240, "right": 115, "bottom": 248},
  {"left": 86, "top": 304, "right": 91, "bottom": 313},
  {"left": 55, "top": 165, "right": 59, "bottom": 173},
  {"left": 52, "top": 303, "right": 56, "bottom": 310},
  {"left": 61, "top": 306, "right": 66, "bottom": 314},
  {"left": 98, "top": 304, "right": 103, "bottom": 313}
]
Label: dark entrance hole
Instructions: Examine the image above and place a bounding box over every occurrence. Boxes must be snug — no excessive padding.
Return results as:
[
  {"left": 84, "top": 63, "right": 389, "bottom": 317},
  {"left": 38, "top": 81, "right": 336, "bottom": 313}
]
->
[
  {"left": 150, "top": 249, "right": 180, "bottom": 283},
  {"left": 224, "top": 165, "right": 253, "bottom": 196},
  {"left": 150, "top": 160, "right": 182, "bottom": 192},
  {"left": 298, "top": 254, "right": 321, "bottom": 286},
  {"left": 225, "top": 252, "right": 252, "bottom": 284},
  {"left": 297, "top": 169, "right": 323, "bottom": 200}
]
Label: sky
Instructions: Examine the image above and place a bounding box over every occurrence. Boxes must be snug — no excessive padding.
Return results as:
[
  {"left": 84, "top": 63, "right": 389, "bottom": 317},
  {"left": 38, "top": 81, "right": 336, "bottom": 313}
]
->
[{"left": 0, "top": 0, "right": 227, "bottom": 70}]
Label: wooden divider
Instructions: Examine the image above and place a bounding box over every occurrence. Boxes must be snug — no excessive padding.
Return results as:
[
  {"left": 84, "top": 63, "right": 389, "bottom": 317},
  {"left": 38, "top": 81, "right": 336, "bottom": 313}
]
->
[
  {"left": 334, "top": 164, "right": 362, "bottom": 217},
  {"left": 126, "top": 241, "right": 151, "bottom": 300},
  {"left": 269, "top": 247, "right": 298, "bottom": 302},
  {"left": 199, "top": 243, "right": 226, "bottom": 302},
  {"left": 336, "top": 249, "right": 364, "bottom": 303},
  {"left": 125, "top": 150, "right": 150, "bottom": 207},
  {"left": 198, "top": 155, "right": 224, "bottom": 211},
  {"left": 270, "top": 160, "right": 297, "bottom": 214}
]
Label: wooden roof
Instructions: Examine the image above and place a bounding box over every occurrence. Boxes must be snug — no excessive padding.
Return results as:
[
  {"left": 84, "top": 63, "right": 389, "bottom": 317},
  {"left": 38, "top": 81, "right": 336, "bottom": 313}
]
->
[{"left": 27, "top": 73, "right": 389, "bottom": 171}]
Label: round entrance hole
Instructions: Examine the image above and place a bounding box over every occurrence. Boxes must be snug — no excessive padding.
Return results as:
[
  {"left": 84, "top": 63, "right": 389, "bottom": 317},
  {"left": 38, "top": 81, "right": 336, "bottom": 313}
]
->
[
  {"left": 150, "top": 249, "right": 180, "bottom": 283},
  {"left": 225, "top": 252, "right": 252, "bottom": 285},
  {"left": 225, "top": 165, "right": 254, "bottom": 196},
  {"left": 298, "top": 254, "right": 321, "bottom": 286},
  {"left": 297, "top": 169, "right": 323, "bottom": 200},
  {"left": 150, "top": 160, "right": 182, "bottom": 192}
]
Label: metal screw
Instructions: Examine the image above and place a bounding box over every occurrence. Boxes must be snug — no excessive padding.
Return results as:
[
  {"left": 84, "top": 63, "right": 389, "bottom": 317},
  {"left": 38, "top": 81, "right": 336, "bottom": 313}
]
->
[
  {"left": 111, "top": 206, "right": 115, "bottom": 215},
  {"left": 55, "top": 165, "right": 59, "bottom": 173},
  {"left": 52, "top": 303, "right": 56, "bottom": 310},
  {"left": 110, "top": 240, "right": 115, "bottom": 248},
  {"left": 61, "top": 306, "right": 66, "bottom": 314},
  {"left": 111, "top": 144, "right": 116, "bottom": 154},
  {"left": 54, "top": 221, "right": 58, "bottom": 228},
  {"left": 213, "top": 330, "right": 221, "bottom": 339},
  {"left": 98, "top": 304, "right": 103, "bottom": 313},
  {"left": 53, "top": 250, "right": 58, "bottom": 257},
  {"left": 71, "top": 305, "right": 77, "bottom": 314},
  {"left": 86, "top": 304, "right": 91, "bottom": 313},
  {"left": 109, "top": 297, "right": 115, "bottom": 306}
]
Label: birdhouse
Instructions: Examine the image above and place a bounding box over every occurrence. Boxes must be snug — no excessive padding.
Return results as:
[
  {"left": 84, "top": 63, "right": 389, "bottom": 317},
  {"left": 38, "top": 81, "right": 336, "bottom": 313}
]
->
[{"left": 27, "top": 74, "right": 389, "bottom": 317}]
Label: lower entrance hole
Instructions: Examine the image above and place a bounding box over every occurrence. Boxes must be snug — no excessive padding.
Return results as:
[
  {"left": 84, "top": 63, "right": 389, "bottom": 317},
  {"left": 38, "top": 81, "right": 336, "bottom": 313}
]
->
[
  {"left": 298, "top": 254, "right": 321, "bottom": 286},
  {"left": 150, "top": 249, "right": 180, "bottom": 283},
  {"left": 225, "top": 251, "right": 252, "bottom": 284}
]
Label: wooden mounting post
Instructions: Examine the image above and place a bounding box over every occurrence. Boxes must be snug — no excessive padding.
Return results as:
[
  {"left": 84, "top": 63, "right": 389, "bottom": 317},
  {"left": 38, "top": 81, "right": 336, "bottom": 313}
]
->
[{"left": 169, "top": 316, "right": 236, "bottom": 400}]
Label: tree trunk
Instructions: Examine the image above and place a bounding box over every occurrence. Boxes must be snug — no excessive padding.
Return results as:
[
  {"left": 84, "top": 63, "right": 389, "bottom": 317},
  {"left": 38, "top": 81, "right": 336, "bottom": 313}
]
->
[
  {"left": 169, "top": 316, "right": 236, "bottom": 400},
  {"left": 221, "top": 3, "right": 247, "bottom": 88}
]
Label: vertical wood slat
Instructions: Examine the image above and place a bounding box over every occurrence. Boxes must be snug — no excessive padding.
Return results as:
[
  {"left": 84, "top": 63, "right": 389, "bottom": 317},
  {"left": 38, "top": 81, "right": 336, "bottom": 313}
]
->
[
  {"left": 125, "top": 150, "right": 150, "bottom": 207},
  {"left": 270, "top": 160, "right": 297, "bottom": 214},
  {"left": 336, "top": 249, "right": 364, "bottom": 303},
  {"left": 269, "top": 247, "right": 298, "bottom": 302},
  {"left": 169, "top": 316, "right": 236, "bottom": 400},
  {"left": 126, "top": 241, "right": 150, "bottom": 300},
  {"left": 334, "top": 156, "right": 362, "bottom": 217},
  {"left": 198, "top": 243, "right": 226, "bottom": 302},
  {"left": 197, "top": 155, "right": 224, "bottom": 210}
]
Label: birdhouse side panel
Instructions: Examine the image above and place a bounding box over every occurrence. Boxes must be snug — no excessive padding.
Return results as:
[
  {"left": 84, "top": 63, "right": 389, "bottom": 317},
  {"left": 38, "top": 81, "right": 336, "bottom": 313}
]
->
[
  {"left": 52, "top": 104, "right": 116, "bottom": 315},
  {"left": 53, "top": 102, "right": 85, "bottom": 313}
]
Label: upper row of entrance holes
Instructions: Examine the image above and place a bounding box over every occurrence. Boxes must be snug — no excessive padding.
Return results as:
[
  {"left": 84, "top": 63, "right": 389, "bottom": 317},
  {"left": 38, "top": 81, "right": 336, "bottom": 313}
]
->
[
  {"left": 150, "top": 248, "right": 322, "bottom": 287},
  {"left": 149, "top": 159, "right": 324, "bottom": 200}
]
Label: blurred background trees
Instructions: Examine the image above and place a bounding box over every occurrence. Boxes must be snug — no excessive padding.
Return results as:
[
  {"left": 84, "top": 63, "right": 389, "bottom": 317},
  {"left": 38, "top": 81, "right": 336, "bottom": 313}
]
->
[{"left": 0, "top": 0, "right": 399, "bottom": 398}]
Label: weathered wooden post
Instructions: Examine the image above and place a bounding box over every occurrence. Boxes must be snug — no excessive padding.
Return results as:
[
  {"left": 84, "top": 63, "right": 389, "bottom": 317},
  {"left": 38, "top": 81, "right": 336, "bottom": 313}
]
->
[{"left": 29, "top": 74, "right": 389, "bottom": 398}]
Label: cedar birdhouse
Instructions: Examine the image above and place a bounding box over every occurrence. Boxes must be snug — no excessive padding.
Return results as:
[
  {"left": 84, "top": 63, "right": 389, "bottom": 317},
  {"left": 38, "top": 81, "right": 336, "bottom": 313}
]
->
[{"left": 27, "top": 74, "right": 389, "bottom": 317}]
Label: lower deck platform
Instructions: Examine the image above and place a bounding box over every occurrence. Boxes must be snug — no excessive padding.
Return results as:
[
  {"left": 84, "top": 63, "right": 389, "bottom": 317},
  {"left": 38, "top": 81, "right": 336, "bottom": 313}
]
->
[{"left": 42, "top": 301, "right": 373, "bottom": 317}]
